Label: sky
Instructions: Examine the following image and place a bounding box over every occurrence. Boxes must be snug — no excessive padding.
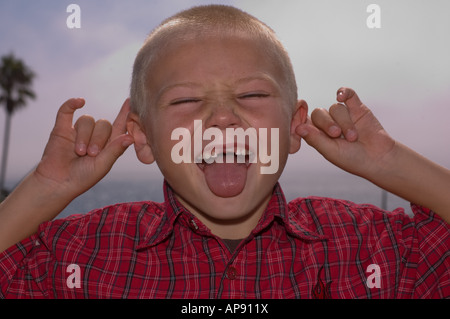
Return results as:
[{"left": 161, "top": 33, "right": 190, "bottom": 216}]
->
[{"left": 0, "top": 0, "right": 449, "bottom": 199}]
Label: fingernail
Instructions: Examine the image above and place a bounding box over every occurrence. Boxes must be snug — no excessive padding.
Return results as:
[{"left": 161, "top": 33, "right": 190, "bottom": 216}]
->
[
  {"left": 77, "top": 143, "right": 86, "bottom": 154},
  {"left": 346, "top": 129, "right": 357, "bottom": 141},
  {"left": 122, "top": 139, "right": 133, "bottom": 147},
  {"left": 88, "top": 144, "right": 99, "bottom": 155},
  {"left": 329, "top": 126, "right": 340, "bottom": 136}
]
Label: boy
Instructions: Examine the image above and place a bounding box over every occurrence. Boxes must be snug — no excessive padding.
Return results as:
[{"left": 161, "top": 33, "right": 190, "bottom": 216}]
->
[{"left": 0, "top": 5, "right": 448, "bottom": 298}]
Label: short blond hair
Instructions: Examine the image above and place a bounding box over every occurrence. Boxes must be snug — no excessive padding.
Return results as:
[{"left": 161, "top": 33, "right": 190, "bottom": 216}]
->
[{"left": 130, "top": 5, "right": 297, "bottom": 120}]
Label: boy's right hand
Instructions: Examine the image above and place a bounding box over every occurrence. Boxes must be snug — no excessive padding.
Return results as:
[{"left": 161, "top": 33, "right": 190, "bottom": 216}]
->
[
  {"left": 33, "top": 98, "right": 134, "bottom": 200},
  {"left": 0, "top": 98, "right": 134, "bottom": 252}
]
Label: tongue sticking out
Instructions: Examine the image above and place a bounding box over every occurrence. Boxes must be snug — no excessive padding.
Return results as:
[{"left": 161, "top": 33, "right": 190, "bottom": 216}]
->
[{"left": 202, "top": 162, "right": 248, "bottom": 197}]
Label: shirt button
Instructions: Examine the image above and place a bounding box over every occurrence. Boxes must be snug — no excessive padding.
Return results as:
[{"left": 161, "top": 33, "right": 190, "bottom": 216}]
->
[
  {"left": 189, "top": 218, "right": 199, "bottom": 230},
  {"left": 226, "top": 266, "right": 238, "bottom": 280}
]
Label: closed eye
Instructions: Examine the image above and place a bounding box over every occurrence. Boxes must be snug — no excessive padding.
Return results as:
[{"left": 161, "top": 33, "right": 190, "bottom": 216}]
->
[
  {"left": 238, "top": 93, "right": 270, "bottom": 99},
  {"left": 169, "top": 98, "right": 202, "bottom": 106}
]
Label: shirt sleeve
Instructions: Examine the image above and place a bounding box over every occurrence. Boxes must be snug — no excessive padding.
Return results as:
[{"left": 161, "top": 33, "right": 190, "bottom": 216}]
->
[
  {"left": 396, "top": 204, "right": 450, "bottom": 298},
  {"left": 0, "top": 229, "right": 54, "bottom": 298},
  {"left": 298, "top": 196, "right": 449, "bottom": 298}
]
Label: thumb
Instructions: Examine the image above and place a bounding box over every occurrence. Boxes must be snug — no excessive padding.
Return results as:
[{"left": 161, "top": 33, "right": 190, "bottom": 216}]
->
[{"left": 96, "top": 135, "right": 134, "bottom": 170}]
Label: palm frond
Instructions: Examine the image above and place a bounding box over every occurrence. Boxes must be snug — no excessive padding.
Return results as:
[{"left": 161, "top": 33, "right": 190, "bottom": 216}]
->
[{"left": 0, "top": 53, "right": 36, "bottom": 114}]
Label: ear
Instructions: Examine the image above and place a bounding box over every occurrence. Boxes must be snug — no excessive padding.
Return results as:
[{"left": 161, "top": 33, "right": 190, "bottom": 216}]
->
[
  {"left": 289, "top": 99, "right": 308, "bottom": 154},
  {"left": 126, "top": 112, "right": 155, "bottom": 164}
]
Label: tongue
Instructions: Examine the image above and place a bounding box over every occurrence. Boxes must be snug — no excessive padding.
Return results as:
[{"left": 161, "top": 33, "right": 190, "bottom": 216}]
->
[{"left": 202, "top": 162, "right": 248, "bottom": 197}]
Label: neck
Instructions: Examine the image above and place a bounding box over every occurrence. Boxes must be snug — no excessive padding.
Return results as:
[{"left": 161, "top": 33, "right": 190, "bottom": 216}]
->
[{"left": 176, "top": 195, "right": 272, "bottom": 239}]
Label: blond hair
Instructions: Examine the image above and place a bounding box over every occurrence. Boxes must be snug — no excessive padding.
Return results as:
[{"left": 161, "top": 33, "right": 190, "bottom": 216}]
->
[{"left": 130, "top": 5, "right": 297, "bottom": 120}]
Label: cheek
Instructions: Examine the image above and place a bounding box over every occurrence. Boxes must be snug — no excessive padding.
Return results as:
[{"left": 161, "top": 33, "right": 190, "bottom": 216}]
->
[
  {"left": 143, "top": 119, "right": 171, "bottom": 163},
  {"left": 258, "top": 113, "right": 291, "bottom": 148},
  {"left": 270, "top": 127, "right": 290, "bottom": 170},
  {"left": 151, "top": 133, "right": 176, "bottom": 165},
  {"left": 149, "top": 126, "right": 196, "bottom": 175}
]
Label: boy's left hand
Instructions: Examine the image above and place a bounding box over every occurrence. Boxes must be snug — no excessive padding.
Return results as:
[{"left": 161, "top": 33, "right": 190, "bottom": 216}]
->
[
  {"left": 297, "top": 87, "right": 450, "bottom": 223},
  {"left": 297, "top": 87, "right": 396, "bottom": 180}
]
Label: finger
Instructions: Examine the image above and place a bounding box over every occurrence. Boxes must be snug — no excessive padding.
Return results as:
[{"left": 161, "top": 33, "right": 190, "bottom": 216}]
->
[
  {"left": 53, "top": 98, "right": 85, "bottom": 133},
  {"left": 310, "top": 108, "right": 342, "bottom": 138},
  {"left": 95, "top": 134, "right": 134, "bottom": 174},
  {"left": 87, "top": 119, "right": 112, "bottom": 156},
  {"left": 74, "top": 115, "right": 95, "bottom": 156},
  {"left": 337, "top": 87, "right": 362, "bottom": 106},
  {"left": 336, "top": 87, "right": 368, "bottom": 121},
  {"left": 297, "top": 116, "right": 339, "bottom": 158},
  {"left": 329, "top": 103, "right": 358, "bottom": 142},
  {"left": 111, "top": 98, "right": 131, "bottom": 139}
]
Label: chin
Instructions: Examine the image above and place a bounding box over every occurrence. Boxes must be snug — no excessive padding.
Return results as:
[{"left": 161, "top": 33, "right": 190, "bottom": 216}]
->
[{"left": 197, "top": 177, "right": 276, "bottom": 220}]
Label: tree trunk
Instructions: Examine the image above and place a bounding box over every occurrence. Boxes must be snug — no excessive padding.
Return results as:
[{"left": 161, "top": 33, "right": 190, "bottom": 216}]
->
[{"left": 0, "top": 111, "right": 11, "bottom": 198}]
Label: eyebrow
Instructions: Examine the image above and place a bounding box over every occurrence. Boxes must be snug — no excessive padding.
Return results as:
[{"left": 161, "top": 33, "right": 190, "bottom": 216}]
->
[
  {"left": 156, "top": 82, "right": 202, "bottom": 102},
  {"left": 234, "top": 73, "right": 281, "bottom": 89},
  {"left": 156, "top": 73, "right": 281, "bottom": 101}
]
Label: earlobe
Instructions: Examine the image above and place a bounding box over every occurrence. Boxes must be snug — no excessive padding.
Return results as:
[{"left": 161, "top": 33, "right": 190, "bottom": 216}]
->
[
  {"left": 289, "top": 99, "right": 308, "bottom": 154},
  {"left": 126, "top": 112, "right": 155, "bottom": 164}
]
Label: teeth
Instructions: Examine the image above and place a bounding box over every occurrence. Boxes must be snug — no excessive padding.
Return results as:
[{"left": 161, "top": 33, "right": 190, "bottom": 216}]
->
[
  {"left": 211, "top": 151, "right": 218, "bottom": 158},
  {"left": 196, "top": 147, "right": 254, "bottom": 164},
  {"left": 236, "top": 148, "right": 251, "bottom": 156},
  {"left": 203, "top": 150, "right": 219, "bottom": 164}
]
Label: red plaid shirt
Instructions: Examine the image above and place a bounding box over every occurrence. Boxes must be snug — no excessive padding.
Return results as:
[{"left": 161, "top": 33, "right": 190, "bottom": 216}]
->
[{"left": 1, "top": 182, "right": 449, "bottom": 298}]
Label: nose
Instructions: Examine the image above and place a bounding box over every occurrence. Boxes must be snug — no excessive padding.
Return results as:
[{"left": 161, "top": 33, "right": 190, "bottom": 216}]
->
[{"left": 204, "top": 100, "right": 242, "bottom": 130}]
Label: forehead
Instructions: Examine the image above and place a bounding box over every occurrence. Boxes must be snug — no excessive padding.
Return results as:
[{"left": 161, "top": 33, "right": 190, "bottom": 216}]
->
[{"left": 146, "top": 33, "right": 284, "bottom": 92}]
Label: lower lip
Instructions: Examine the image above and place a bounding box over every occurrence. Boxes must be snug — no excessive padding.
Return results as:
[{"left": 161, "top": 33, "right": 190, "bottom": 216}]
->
[{"left": 196, "top": 159, "right": 252, "bottom": 171}]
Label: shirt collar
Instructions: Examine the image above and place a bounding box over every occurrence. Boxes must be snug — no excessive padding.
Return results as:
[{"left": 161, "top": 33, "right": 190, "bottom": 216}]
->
[
  {"left": 251, "top": 183, "right": 328, "bottom": 241},
  {"left": 136, "top": 181, "right": 327, "bottom": 250}
]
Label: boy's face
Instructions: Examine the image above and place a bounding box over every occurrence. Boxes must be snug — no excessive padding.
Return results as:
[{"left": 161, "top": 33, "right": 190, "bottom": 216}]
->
[{"left": 132, "top": 33, "right": 307, "bottom": 230}]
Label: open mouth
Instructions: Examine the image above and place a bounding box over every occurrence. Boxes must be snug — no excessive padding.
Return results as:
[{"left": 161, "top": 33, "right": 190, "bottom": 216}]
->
[
  {"left": 195, "top": 145, "right": 255, "bottom": 198},
  {"left": 196, "top": 146, "right": 255, "bottom": 170}
]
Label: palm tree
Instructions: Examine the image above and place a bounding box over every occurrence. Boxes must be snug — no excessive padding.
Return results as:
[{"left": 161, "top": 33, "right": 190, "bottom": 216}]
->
[{"left": 0, "top": 53, "right": 36, "bottom": 199}]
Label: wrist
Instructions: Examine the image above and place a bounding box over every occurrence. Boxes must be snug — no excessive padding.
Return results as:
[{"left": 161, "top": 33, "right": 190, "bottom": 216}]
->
[
  {"left": 7, "top": 170, "right": 74, "bottom": 221},
  {"left": 367, "top": 142, "right": 420, "bottom": 194},
  {"left": 31, "top": 166, "right": 82, "bottom": 204},
  {"left": 369, "top": 140, "right": 403, "bottom": 183},
  {"left": 367, "top": 142, "right": 450, "bottom": 222},
  {"left": 0, "top": 170, "right": 78, "bottom": 252}
]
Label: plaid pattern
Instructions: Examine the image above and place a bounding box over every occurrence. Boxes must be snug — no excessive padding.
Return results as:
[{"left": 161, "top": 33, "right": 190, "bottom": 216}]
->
[{"left": 0, "top": 182, "right": 449, "bottom": 298}]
